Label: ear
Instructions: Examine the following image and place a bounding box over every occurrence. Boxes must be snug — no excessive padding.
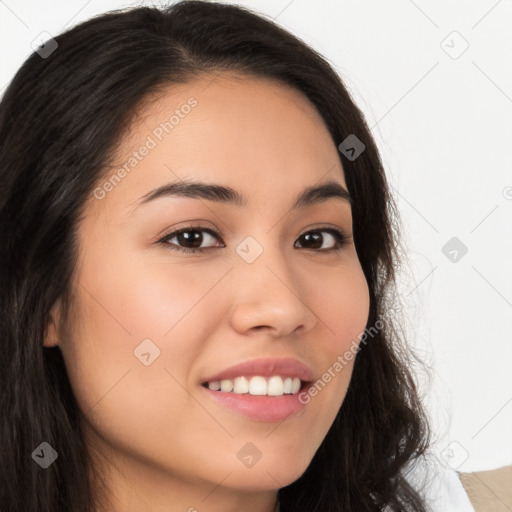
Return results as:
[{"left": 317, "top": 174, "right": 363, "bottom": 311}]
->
[{"left": 44, "top": 298, "right": 63, "bottom": 348}]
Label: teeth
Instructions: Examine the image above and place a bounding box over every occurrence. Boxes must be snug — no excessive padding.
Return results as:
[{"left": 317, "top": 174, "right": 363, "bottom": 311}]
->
[
  {"left": 220, "top": 379, "right": 233, "bottom": 392},
  {"left": 207, "top": 376, "right": 302, "bottom": 396},
  {"left": 208, "top": 381, "right": 221, "bottom": 391},
  {"left": 249, "top": 376, "right": 267, "bottom": 395},
  {"left": 233, "top": 376, "right": 249, "bottom": 394},
  {"left": 268, "top": 376, "right": 284, "bottom": 396}
]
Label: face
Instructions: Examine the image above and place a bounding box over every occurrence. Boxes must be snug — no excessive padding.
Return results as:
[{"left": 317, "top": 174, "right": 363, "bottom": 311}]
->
[{"left": 46, "top": 73, "right": 370, "bottom": 510}]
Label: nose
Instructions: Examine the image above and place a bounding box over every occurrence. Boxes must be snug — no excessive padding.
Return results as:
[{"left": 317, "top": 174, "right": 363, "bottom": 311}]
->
[{"left": 227, "top": 238, "right": 317, "bottom": 338}]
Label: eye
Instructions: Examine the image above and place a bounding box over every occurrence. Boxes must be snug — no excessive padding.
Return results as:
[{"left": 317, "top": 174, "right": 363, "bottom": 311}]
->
[
  {"left": 157, "top": 225, "right": 223, "bottom": 253},
  {"left": 295, "top": 228, "right": 349, "bottom": 253},
  {"left": 156, "top": 225, "right": 350, "bottom": 254}
]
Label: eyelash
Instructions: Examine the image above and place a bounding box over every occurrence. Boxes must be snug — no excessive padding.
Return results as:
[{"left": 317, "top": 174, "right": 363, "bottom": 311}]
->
[{"left": 156, "top": 224, "right": 350, "bottom": 254}]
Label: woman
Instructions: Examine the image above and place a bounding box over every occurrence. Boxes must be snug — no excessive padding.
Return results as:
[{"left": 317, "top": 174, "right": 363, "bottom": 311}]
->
[{"left": 0, "top": 1, "right": 478, "bottom": 511}]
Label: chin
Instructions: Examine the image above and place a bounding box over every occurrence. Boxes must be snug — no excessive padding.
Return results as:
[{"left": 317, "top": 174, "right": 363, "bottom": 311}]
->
[{"left": 219, "top": 454, "right": 312, "bottom": 491}]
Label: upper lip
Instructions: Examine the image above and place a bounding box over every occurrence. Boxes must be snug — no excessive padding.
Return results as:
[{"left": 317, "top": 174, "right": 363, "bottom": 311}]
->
[{"left": 200, "top": 357, "right": 315, "bottom": 384}]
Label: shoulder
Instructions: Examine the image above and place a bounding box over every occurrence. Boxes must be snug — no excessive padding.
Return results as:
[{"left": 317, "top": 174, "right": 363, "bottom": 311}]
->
[
  {"left": 458, "top": 465, "right": 512, "bottom": 512},
  {"left": 402, "top": 455, "right": 475, "bottom": 511}
]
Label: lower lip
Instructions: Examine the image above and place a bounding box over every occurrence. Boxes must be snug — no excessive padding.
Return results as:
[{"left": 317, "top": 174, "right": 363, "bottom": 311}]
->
[{"left": 200, "top": 385, "right": 309, "bottom": 422}]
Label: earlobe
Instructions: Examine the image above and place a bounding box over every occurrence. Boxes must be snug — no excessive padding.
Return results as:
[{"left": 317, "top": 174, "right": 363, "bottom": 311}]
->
[{"left": 43, "top": 299, "right": 62, "bottom": 348}]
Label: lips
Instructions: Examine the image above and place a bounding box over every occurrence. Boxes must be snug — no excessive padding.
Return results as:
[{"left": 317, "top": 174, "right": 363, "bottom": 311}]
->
[{"left": 200, "top": 357, "right": 315, "bottom": 384}]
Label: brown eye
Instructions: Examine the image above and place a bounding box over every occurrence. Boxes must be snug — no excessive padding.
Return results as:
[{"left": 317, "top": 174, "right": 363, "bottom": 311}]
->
[
  {"left": 295, "top": 228, "right": 349, "bottom": 253},
  {"left": 159, "top": 226, "right": 223, "bottom": 253},
  {"left": 157, "top": 226, "right": 349, "bottom": 254}
]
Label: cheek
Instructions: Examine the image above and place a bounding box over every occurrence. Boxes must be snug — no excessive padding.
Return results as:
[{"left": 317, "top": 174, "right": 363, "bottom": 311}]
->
[
  {"left": 62, "top": 255, "right": 229, "bottom": 420},
  {"left": 73, "top": 251, "right": 224, "bottom": 351},
  {"left": 60, "top": 270, "right": 199, "bottom": 466},
  {"left": 97, "top": 254, "right": 233, "bottom": 337},
  {"left": 319, "top": 260, "right": 371, "bottom": 351},
  {"left": 304, "top": 262, "right": 370, "bottom": 421}
]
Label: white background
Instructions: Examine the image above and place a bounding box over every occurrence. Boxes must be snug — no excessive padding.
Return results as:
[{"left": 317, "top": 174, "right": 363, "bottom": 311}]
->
[{"left": 1, "top": 0, "right": 511, "bottom": 473}]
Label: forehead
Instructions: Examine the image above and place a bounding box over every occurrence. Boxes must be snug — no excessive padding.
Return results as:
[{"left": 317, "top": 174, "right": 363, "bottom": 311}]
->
[{"left": 88, "top": 73, "right": 348, "bottom": 218}]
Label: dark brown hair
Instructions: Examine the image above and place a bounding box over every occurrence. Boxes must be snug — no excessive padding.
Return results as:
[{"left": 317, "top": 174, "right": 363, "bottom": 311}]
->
[{"left": 0, "top": 2, "right": 431, "bottom": 510}]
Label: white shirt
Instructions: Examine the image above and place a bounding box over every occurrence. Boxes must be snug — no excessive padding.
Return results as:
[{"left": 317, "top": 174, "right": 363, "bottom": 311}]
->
[
  {"left": 274, "top": 454, "right": 475, "bottom": 511},
  {"left": 403, "top": 454, "right": 475, "bottom": 512}
]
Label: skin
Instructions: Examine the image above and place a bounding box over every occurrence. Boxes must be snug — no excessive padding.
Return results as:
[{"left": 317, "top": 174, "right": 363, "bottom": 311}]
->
[{"left": 44, "top": 73, "right": 370, "bottom": 512}]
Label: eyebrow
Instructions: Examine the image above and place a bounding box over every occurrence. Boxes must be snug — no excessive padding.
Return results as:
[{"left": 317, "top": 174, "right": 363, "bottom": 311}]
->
[{"left": 132, "top": 178, "right": 352, "bottom": 212}]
